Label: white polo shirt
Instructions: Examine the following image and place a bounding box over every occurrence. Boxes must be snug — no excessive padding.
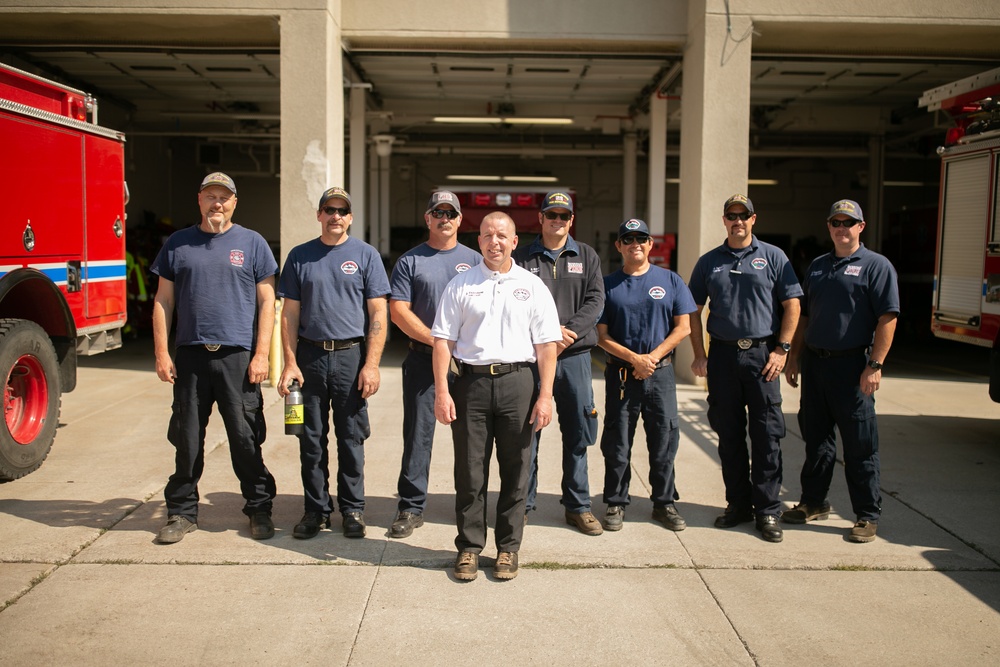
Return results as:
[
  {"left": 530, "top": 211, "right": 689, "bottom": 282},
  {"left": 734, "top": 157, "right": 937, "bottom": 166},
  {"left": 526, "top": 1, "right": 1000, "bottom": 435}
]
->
[{"left": 432, "top": 262, "right": 561, "bottom": 364}]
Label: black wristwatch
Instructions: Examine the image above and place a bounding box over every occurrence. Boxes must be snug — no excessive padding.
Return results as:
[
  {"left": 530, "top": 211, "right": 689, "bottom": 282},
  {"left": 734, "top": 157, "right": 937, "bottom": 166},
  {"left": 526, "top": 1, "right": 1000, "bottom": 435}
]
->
[
  {"left": 867, "top": 359, "right": 883, "bottom": 371},
  {"left": 778, "top": 341, "right": 791, "bottom": 353}
]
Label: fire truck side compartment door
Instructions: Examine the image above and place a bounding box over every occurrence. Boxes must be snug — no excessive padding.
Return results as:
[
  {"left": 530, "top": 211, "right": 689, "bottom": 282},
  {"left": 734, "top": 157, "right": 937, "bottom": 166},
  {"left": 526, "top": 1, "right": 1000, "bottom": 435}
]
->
[{"left": 936, "top": 153, "right": 989, "bottom": 320}]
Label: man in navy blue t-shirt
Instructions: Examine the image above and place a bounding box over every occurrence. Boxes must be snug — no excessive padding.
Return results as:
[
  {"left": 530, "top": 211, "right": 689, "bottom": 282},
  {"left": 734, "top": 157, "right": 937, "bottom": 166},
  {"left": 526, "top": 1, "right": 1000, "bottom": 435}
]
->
[
  {"left": 277, "top": 187, "right": 390, "bottom": 540},
  {"left": 598, "top": 219, "right": 696, "bottom": 532},
  {"left": 151, "top": 172, "right": 278, "bottom": 544},
  {"left": 688, "top": 194, "right": 802, "bottom": 543},
  {"left": 784, "top": 199, "right": 899, "bottom": 544},
  {"left": 388, "top": 190, "right": 481, "bottom": 539}
]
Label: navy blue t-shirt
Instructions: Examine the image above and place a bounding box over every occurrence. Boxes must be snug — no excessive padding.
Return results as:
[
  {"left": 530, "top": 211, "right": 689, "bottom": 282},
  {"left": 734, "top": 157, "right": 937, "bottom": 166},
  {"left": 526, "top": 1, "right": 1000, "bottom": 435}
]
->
[
  {"left": 688, "top": 236, "right": 803, "bottom": 340},
  {"left": 390, "top": 242, "right": 482, "bottom": 329},
  {"left": 278, "top": 236, "right": 390, "bottom": 341},
  {"left": 802, "top": 244, "right": 900, "bottom": 350},
  {"left": 151, "top": 223, "right": 278, "bottom": 350},
  {"left": 600, "top": 265, "right": 697, "bottom": 354}
]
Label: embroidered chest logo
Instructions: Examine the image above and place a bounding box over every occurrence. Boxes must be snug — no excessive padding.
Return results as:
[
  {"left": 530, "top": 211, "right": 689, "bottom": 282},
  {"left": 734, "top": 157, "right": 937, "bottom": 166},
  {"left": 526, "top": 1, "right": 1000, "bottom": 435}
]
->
[
  {"left": 529, "top": 267, "right": 540, "bottom": 274},
  {"left": 648, "top": 286, "right": 666, "bottom": 300},
  {"left": 341, "top": 261, "right": 359, "bottom": 275},
  {"left": 712, "top": 265, "right": 725, "bottom": 273},
  {"left": 513, "top": 288, "right": 530, "bottom": 301},
  {"left": 567, "top": 262, "right": 583, "bottom": 274},
  {"left": 750, "top": 258, "right": 768, "bottom": 270},
  {"left": 844, "top": 265, "right": 862, "bottom": 277},
  {"left": 455, "top": 263, "right": 472, "bottom": 273},
  {"left": 229, "top": 250, "right": 245, "bottom": 267}
]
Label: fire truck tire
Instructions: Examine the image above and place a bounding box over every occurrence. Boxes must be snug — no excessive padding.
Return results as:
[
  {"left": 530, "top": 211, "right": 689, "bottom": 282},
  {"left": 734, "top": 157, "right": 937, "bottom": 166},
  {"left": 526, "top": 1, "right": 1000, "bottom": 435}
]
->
[{"left": 0, "top": 318, "right": 61, "bottom": 480}]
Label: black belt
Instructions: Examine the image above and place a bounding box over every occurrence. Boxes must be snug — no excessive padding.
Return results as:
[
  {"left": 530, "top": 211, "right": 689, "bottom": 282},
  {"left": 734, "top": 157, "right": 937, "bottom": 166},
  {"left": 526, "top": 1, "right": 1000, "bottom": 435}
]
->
[
  {"left": 200, "top": 344, "right": 237, "bottom": 352},
  {"left": 409, "top": 341, "right": 434, "bottom": 355},
  {"left": 807, "top": 345, "right": 869, "bottom": 359},
  {"left": 712, "top": 336, "right": 774, "bottom": 350},
  {"left": 607, "top": 352, "right": 673, "bottom": 370},
  {"left": 459, "top": 361, "right": 529, "bottom": 376},
  {"left": 300, "top": 336, "right": 364, "bottom": 351}
]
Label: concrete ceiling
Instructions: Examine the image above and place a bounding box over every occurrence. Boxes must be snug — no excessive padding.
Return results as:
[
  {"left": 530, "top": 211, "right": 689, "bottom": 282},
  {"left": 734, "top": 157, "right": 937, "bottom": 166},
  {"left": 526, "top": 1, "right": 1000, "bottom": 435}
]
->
[{"left": 1, "top": 12, "right": 998, "bottom": 155}]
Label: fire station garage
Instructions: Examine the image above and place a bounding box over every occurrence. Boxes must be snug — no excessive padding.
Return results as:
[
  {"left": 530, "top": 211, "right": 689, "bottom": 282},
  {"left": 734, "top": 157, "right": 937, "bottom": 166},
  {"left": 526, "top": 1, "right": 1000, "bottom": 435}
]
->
[{"left": 2, "top": 1, "right": 1000, "bottom": 384}]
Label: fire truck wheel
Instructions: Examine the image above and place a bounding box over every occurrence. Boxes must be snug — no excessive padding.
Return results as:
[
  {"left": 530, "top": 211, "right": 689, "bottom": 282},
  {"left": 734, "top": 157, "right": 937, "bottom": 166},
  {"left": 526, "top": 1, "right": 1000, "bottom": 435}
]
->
[{"left": 0, "top": 318, "right": 61, "bottom": 480}]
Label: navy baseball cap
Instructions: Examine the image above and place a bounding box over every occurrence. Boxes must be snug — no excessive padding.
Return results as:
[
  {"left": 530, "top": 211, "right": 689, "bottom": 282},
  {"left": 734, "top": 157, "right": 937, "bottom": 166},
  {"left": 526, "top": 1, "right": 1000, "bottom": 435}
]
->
[
  {"left": 541, "top": 191, "right": 574, "bottom": 213},
  {"left": 318, "top": 187, "right": 351, "bottom": 210},
  {"left": 426, "top": 190, "right": 462, "bottom": 214},
  {"left": 828, "top": 199, "right": 864, "bottom": 221},
  {"left": 723, "top": 193, "right": 753, "bottom": 214},
  {"left": 200, "top": 172, "right": 237, "bottom": 195},
  {"left": 617, "top": 218, "right": 650, "bottom": 239}
]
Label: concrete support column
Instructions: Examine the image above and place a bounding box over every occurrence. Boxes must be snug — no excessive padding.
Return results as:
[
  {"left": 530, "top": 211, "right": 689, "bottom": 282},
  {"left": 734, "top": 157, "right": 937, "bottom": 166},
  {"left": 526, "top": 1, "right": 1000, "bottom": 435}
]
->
[
  {"left": 623, "top": 131, "right": 638, "bottom": 221},
  {"left": 378, "top": 154, "right": 391, "bottom": 256},
  {"left": 676, "top": 1, "right": 753, "bottom": 382},
  {"left": 349, "top": 84, "right": 368, "bottom": 242},
  {"left": 279, "top": 9, "right": 344, "bottom": 264},
  {"left": 867, "top": 134, "right": 885, "bottom": 250},
  {"left": 647, "top": 95, "right": 667, "bottom": 235}
]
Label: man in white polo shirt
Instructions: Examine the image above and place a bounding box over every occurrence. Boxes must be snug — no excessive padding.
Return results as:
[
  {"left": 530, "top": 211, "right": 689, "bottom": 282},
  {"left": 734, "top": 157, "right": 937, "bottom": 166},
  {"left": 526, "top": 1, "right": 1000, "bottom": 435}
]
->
[{"left": 433, "top": 211, "right": 561, "bottom": 581}]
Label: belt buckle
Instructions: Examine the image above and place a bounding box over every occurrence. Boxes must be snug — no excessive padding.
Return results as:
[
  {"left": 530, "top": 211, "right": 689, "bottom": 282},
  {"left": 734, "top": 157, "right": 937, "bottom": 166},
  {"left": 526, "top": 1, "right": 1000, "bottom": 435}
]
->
[
  {"left": 489, "top": 363, "right": 502, "bottom": 375},
  {"left": 205, "top": 344, "right": 221, "bottom": 352},
  {"left": 323, "top": 340, "right": 336, "bottom": 351},
  {"left": 737, "top": 338, "right": 752, "bottom": 350}
]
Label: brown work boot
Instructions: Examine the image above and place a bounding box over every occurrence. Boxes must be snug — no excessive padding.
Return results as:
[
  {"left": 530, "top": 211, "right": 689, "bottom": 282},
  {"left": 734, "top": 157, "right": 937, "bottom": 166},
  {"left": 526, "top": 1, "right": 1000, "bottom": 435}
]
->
[
  {"left": 565, "top": 511, "right": 604, "bottom": 536},
  {"left": 848, "top": 520, "right": 878, "bottom": 543},
  {"left": 454, "top": 551, "right": 479, "bottom": 581},
  {"left": 494, "top": 551, "right": 519, "bottom": 580}
]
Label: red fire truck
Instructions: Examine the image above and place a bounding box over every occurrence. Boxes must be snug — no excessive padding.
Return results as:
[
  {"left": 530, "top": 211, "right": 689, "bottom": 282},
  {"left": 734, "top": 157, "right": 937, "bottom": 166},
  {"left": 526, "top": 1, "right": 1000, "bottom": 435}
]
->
[
  {"left": 920, "top": 67, "right": 1000, "bottom": 401},
  {"left": 0, "top": 63, "right": 127, "bottom": 478}
]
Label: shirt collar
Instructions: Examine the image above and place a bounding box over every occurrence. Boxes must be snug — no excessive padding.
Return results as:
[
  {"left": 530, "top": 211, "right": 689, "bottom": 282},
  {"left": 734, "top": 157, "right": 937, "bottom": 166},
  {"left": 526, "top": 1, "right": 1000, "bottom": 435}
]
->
[{"left": 527, "top": 234, "right": 579, "bottom": 261}]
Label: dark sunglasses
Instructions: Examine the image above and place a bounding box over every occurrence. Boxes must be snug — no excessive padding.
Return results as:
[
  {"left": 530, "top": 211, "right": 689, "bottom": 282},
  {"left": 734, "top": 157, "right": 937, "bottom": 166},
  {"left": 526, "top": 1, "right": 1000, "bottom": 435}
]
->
[
  {"left": 429, "top": 209, "right": 460, "bottom": 220},
  {"left": 724, "top": 211, "right": 753, "bottom": 221},
  {"left": 620, "top": 234, "right": 650, "bottom": 245},
  {"left": 322, "top": 206, "right": 351, "bottom": 216},
  {"left": 828, "top": 218, "right": 859, "bottom": 228},
  {"left": 543, "top": 211, "right": 572, "bottom": 221}
]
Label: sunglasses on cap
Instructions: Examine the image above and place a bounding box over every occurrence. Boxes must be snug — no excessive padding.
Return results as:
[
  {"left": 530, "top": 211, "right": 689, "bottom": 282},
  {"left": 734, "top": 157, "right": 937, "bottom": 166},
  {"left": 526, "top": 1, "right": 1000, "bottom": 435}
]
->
[
  {"left": 322, "top": 206, "right": 351, "bottom": 217},
  {"left": 725, "top": 211, "right": 753, "bottom": 222},
  {"left": 828, "top": 218, "right": 860, "bottom": 228},
  {"left": 620, "top": 234, "right": 650, "bottom": 245},
  {"left": 429, "top": 209, "right": 460, "bottom": 220},
  {"left": 543, "top": 211, "right": 572, "bottom": 221}
]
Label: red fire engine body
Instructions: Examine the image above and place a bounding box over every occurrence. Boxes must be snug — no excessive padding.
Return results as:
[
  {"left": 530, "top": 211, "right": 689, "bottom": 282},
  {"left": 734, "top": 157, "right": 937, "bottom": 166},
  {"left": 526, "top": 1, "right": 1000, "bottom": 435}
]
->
[
  {"left": 0, "top": 63, "right": 127, "bottom": 478},
  {"left": 920, "top": 68, "right": 1000, "bottom": 401}
]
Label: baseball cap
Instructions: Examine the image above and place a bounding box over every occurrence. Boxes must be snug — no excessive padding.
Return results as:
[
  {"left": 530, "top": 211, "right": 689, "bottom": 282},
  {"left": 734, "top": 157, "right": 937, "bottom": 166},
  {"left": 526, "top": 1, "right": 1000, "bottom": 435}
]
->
[
  {"left": 318, "top": 187, "right": 352, "bottom": 210},
  {"left": 199, "top": 172, "right": 237, "bottom": 195},
  {"left": 617, "top": 218, "right": 650, "bottom": 239},
  {"left": 541, "top": 191, "right": 574, "bottom": 213},
  {"left": 723, "top": 194, "right": 753, "bottom": 214},
  {"left": 827, "top": 199, "right": 864, "bottom": 221},
  {"left": 426, "top": 190, "right": 462, "bottom": 214}
]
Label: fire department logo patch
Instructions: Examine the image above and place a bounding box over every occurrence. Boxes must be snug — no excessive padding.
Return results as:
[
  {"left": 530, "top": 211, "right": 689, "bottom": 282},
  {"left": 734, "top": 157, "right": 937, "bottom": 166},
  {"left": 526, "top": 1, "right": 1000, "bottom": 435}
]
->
[
  {"left": 648, "top": 286, "right": 666, "bottom": 300},
  {"left": 567, "top": 262, "right": 583, "bottom": 274},
  {"left": 455, "top": 263, "right": 472, "bottom": 273},
  {"left": 341, "top": 261, "right": 359, "bottom": 275},
  {"left": 513, "top": 288, "right": 530, "bottom": 301},
  {"left": 844, "top": 265, "right": 862, "bottom": 277},
  {"left": 229, "top": 250, "right": 245, "bottom": 267},
  {"left": 751, "top": 258, "right": 768, "bottom": 270}
]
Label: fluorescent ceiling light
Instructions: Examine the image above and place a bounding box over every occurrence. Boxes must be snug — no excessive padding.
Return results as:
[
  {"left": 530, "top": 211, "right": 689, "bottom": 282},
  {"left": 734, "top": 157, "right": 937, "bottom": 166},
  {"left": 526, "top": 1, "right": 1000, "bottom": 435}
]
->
[
  {"left": 446, "top": 175, "right": 559, "bottom": 183},
  {"left": 433, "top": 116, "right": 573, "bottom": 125},
  {"left": 503, "top": 176, "right": 559, "bottom": 183},
  {"left": 666, "top": 178, "right": 779, "bottom": 186}
]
